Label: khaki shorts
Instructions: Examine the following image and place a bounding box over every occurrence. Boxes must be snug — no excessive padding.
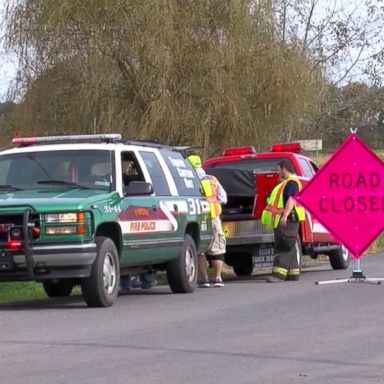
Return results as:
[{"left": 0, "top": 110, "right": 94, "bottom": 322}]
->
[{"left": 206, "top": 216, "right": 226, "bottom": 256}]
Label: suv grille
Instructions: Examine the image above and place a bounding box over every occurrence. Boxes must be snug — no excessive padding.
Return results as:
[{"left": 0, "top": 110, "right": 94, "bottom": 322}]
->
[{"left": 0, "top": 213, "right": 40, "bottom": 244}]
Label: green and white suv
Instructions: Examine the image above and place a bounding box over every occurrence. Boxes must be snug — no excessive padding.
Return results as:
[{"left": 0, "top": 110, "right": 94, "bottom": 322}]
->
[{"left": 0, "top": 134, "right": 212, "bottom": 307}]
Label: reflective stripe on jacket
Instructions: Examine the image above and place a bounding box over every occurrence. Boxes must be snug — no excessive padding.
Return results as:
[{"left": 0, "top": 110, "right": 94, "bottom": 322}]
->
[
  {"left": 201, "top": 176, "right": 222, "bottom": 219},
  {"left": 261, "top": 176, "right": 305, "bottom": 228}
]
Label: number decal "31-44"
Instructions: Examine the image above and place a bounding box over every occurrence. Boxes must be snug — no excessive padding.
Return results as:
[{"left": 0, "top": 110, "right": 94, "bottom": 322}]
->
[{"left": 103, "top": 205, "right": 122, "bottom": 214}]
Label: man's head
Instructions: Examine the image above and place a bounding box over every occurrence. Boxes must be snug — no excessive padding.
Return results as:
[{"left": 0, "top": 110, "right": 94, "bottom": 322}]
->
[{"left": 277, "top": 160, "right": 295, "bottom": 179}]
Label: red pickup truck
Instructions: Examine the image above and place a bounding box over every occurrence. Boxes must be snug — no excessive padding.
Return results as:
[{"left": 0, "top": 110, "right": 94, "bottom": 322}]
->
[{"left": 203, "top": 143, "right": 349, "bottom": 276}]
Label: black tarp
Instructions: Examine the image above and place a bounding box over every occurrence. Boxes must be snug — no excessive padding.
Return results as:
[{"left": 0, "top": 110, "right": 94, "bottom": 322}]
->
[{"left": 205, "top": 168, "right": 255, "bottom": 197}]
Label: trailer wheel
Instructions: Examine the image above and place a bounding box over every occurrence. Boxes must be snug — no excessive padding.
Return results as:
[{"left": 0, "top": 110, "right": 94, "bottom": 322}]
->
[{"left": 328, "top": 245, "right": 350, "bottom": 270}]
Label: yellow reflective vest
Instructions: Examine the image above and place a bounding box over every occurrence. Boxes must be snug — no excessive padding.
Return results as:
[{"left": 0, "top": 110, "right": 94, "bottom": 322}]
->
[
  {"left": 201, "top": 176, "right": 222, "bottom": 219},
  {"left": 261, "top": 176, "right": 305, "bottom": 228}
]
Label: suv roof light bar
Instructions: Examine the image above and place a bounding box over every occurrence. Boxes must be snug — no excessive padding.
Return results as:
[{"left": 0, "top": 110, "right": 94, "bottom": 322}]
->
[{"left": 12, "top": 134, "right": 122, "bottom": 146}]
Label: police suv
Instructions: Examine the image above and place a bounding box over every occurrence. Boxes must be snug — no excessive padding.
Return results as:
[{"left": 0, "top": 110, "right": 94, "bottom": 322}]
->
[{"left": 0, "top": 134, "right": 212, "bottom": 307}]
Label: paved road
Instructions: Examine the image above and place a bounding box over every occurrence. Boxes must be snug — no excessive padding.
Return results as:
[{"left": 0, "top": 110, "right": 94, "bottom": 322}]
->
[{"left": 1, "top": 254, "right": 384, "bottom": 384}]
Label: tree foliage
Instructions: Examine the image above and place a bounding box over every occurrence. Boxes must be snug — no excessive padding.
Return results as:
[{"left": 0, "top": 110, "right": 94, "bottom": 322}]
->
[
  {"left": 2, "top": 0, "right": 384, "bottom": 154},
  {"left": 317, "top": 83, "right": 384, "bottom": 148},
  {"left": 2, "top": 0, "right": 324, "bottom": 155}
]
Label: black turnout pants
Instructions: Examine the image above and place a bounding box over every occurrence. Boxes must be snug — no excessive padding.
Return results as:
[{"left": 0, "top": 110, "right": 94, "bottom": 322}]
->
[{"left": 272, "top": 219, "right": 300, "bottom": 280}]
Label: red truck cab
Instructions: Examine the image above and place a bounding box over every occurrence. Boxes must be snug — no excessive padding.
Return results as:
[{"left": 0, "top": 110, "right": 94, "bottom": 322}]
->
[{"left": 203, "top": 143, "right": 349, "bottom": 276}]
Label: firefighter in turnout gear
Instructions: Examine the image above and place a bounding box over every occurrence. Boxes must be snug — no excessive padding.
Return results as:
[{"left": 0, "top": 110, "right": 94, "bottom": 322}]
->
[
  {"left": 261, "top": 159, "right": 305, "bottom": 282},
  {"left": 187, "top": 155, "right": 227, "bottom": 288}
]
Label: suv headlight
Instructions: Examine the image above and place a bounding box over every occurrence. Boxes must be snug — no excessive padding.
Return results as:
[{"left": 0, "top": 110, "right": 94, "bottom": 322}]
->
[
  {"left": 45, "top": 213, "right": 78, "bottom": 223},
  {"left": 44, "top": 212, "right": 90, "bottom": 235}
]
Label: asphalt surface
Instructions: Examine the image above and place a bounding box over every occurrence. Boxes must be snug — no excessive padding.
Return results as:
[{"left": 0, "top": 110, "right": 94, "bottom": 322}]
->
[{"left": 1, "top": 254, "right": 384, "bottom": 384}]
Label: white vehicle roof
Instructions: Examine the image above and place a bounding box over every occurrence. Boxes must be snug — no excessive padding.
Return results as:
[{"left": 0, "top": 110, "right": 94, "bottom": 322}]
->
[{"left": 0, "top": 142, "right": 161, "bottom": 155}]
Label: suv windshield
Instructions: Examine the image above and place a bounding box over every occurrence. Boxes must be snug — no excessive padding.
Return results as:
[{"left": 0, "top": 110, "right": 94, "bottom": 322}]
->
[{"left": 0, "top": 150, "right": 114, "bottom": 190}]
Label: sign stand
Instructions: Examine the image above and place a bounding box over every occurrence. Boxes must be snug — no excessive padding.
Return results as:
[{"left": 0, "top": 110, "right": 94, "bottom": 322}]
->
[{"left": 315, "top": 257, "right": 384, "bottom": 285}]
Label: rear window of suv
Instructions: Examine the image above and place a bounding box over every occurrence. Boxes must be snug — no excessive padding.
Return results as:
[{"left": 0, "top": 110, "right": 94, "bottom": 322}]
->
[{"left": 161, "top": 150, "right": 202, "bottom": 196}]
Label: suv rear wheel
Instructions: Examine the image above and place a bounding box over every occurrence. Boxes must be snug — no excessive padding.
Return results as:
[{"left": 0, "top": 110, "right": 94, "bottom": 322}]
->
[
  {"left": 82, "top": 237, "right": 119, "bottom": 307},
  {"left": 167, "top": 234, "right": 197, "bottom": 293}
]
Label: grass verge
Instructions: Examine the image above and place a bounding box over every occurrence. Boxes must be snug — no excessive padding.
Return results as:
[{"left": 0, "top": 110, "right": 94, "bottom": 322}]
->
[{"left": 0, "top": 281, "right": 46, "bottom": 303}]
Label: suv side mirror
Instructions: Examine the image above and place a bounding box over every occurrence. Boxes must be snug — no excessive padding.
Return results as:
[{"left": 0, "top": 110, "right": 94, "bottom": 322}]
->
[{"left": 123, "top": 181, "right": 154, "bottom": 196}]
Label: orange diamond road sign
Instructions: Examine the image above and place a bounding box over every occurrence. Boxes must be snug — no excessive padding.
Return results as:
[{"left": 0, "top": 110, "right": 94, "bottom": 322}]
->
[{"left": 295, "top": 134, "right": 384, "bottom": 259}]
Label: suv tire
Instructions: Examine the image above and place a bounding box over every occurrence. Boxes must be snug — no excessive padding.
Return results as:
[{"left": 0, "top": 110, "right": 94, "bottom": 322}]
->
[
  {"left": 167, "top": 234, "right": 197, "bottom": 293},
  {"left": 82, "top": 237, "right": 120, "bottom": 307}
]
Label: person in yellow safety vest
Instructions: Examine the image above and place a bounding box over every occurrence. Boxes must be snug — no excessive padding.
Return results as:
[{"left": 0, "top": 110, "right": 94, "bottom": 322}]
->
[
  {"left": 187, "top": 154, "right": 227, "bottom": 288},
  {"left": 261, "top": 159, "right": 305, "bottom": 282}
]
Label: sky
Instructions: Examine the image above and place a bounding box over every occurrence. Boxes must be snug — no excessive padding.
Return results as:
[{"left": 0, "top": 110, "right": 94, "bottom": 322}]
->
[
  {"left": 0, "top": 61, "right": 16, "bottom": 100},
  {"left": 0, "top": 0, "right": 16, "bottom": 101}
]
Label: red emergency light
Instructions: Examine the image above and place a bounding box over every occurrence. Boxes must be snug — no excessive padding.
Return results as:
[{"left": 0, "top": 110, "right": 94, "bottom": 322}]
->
[
  {"left": 7, "top": 240, "right": 21, "bottom": 250},
  {"left": 223, "top": 146, "right": 256, "bottom": 156},
  {"left": 270, "top": 142, "right": 302, "bottom": 153}
]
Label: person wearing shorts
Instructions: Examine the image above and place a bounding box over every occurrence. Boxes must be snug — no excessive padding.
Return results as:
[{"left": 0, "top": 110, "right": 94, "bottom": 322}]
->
[{"left": 187, "top": 155, "right": 227, "bottom": 288}]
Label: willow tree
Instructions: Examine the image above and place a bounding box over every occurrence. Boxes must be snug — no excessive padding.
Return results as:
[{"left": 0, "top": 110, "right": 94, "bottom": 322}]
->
[{"left": 3, "top": 0, "right": 323, "bottom": 155}]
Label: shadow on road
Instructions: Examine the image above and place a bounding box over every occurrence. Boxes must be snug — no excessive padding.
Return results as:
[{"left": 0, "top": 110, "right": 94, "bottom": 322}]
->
[
  {"left": 0, "top": 295, "right": 87, "bottom": 310},
  {"left": 0, "top": 288, "right": 173, "bottom": 310}
]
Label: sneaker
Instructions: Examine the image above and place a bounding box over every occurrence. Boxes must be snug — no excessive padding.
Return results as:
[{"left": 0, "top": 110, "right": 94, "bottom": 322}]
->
[
  {"left": 212, "top": 278, "right": 225, "bottom": 287},
  {"left": 198, "top": 280, "right": 211, "bottom": 288},
  {"left": 266, "top": 275, "right": 284, "bottom": 283}
]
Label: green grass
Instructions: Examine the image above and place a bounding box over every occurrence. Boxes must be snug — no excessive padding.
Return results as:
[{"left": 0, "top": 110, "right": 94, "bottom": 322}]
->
[
  {"left": 0, "top": 281, "right": 46, "bottom": 303},
  {"left": 369, "top": 234, "right": 384, "bottom": 254},
  {"left": 0, "top": 281, "right": 84, "bottom": 304},
  {"left": 377, "top": 234, "right": 384, "bottom": 249}
]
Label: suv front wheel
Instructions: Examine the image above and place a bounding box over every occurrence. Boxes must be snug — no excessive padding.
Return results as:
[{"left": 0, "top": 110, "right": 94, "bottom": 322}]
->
[
  {"left": 167, "top": 234, "right": 197, "bottom": 293},
  {"left": 82, "top": 236, "right": 120, "bottom": 307}
]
